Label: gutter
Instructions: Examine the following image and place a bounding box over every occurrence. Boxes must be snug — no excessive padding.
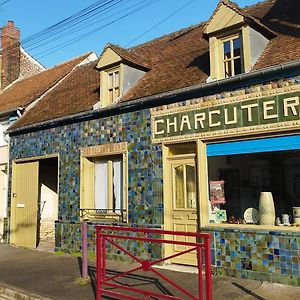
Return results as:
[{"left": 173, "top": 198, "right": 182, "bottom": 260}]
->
[{"left": 8, "top": 60, "right": 300, "bottom": 135}]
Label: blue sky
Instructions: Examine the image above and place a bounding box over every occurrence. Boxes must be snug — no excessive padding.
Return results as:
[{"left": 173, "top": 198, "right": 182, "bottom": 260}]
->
[{"left": 0, "top": 0, "right": 259, "bottom": 68}]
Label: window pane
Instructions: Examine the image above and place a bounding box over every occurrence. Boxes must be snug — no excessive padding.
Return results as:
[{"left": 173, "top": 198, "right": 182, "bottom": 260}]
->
[
  {"left": 113, "top": 159, "right": 123, "bottom": 211},
  {"left": 233, "top": 38, "right": 241, "bottom": 57},
  {"left": 108, "top": 73, "right": 113, "bottom": 89},
  {"left": 94, "top": 161, "right": 108, "bottom": 209},
  {"left": 108, "top": 89, "right": 113, "bottom": 103},
  {"left": 224, "top": 60, "right": 232, "bottom": 77},
  {"left": 114, "top": 71, "right": 119, "bottom": 88},
  {"left": 234, "top": 58, "right": 242, "bottom": 75},
  {"left": 175, "top": 165, "right": 185, "bottom": 208},
  {"left": 223, "top": 41, "right": 231, "bottom": 59},
  {"left": 115, "top": 87, "right": 120, "bottom": 99},
  {"left": 186, "top": 165, "right": 196, "bottom": 209}
]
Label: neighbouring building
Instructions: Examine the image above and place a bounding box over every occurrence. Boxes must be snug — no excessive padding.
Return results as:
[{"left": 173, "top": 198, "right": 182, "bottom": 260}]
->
[
  {"left": 0, "top": 21, "right": 45, "bottom": 242},
  {"left": 3, "top": 0, "right": 300, "bottom": 285}
]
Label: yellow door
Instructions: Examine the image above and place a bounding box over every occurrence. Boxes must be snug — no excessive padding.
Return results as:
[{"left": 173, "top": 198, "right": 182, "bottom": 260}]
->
[
  {"left": 10, "top": 161, "right": 39, "bottom": 248},
  {"left": 166, "top": 155, "right": 198, "bottom": 265}
]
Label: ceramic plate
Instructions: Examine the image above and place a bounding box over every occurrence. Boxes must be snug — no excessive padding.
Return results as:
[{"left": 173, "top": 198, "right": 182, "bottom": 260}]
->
[{"left": 244, "top": 208, "right": 259, "bottom": 224}]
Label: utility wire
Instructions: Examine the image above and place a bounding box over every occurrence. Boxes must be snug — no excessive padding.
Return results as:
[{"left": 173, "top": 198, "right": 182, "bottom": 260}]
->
[
  {"left": 25, "top": 0, "right": 129, "bottom": 51},
  {"left": 22, "top": 0, "right": 118, "bottom": 46},
  {"left": 0, "top": 0, "right": 10, "bottom": 6},
  {"left": 124, "top": 0, "right": 195, "bottom": 47},
  {"left": 35, "top": 0, "right": 159, "bottom": 59}
]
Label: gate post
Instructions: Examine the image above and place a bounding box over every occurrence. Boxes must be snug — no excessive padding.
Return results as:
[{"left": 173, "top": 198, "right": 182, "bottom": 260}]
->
[{"left": 81, "top": 221, "right": 88, "bottom": 280}]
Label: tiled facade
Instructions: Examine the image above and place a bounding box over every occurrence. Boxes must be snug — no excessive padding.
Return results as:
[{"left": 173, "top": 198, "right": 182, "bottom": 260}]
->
[{"left": 9, "top": 76, "right": 300, "bottom": 286}]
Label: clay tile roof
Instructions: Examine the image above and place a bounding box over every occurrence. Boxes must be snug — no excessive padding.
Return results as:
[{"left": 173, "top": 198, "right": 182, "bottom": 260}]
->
[
  {"left": 100, "top": 43, "right": 151, "bottom": 69},
  {"left": 9, "top": 60, "right": 99, "bottom": 130},
  {"left": 122, "top": 0, "right": 299, "bottom": 101},
  {"left": 8, "top": 0, "right": 300, "bottom": 130},
  {"left": 0, "top": 52, "right": 92, "bottom": 112}
]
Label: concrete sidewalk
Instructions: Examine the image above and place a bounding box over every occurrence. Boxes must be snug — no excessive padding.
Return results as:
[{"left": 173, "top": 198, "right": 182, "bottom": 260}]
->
[{"left": 0, "top": 244, "right": 299, "bottom": 299}]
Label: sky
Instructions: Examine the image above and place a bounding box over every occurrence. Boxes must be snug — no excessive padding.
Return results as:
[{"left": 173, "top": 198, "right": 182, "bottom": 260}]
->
[{"left": 0, "top": 0, "right": 260, "bottom": 68}]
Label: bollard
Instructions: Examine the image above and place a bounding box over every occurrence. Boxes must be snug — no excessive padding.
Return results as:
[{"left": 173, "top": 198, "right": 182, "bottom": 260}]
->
[{"left": 81, "top": 221, "right": 88, "bottom": 280}]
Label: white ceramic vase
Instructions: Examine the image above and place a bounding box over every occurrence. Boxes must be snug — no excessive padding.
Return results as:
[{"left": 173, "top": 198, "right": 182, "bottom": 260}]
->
[{"left": 259, "top": 192, "right": 275, "bottom": 225}]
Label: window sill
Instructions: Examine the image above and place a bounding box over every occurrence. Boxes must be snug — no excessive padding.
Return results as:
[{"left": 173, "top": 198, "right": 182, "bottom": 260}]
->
[{"left": 202, "top": 223, "right": 300, "bottom": 233}]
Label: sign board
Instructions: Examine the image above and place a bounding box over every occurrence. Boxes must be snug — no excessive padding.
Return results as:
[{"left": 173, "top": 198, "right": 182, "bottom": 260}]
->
[{"left": 151, "top": 91, "right": 300, "bottom": 143}]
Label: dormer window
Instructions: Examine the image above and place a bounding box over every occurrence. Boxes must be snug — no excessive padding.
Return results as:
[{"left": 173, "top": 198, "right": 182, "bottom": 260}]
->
[
  {"left": 108, "top": 69, "right": 120, "bottom": 103},
  {"left": 222, "top": 34, "right": 242, "bottom": 77},
  {"left": 203, "top": 1, "right": 273, "bottom": 82},
  {"left": 96, "top": 44, "right": 150, "bottom": 108}
]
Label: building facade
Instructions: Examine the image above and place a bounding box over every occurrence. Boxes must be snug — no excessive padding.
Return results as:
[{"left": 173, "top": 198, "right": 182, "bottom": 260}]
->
[{"left": 5, "top": 0, "right": 300, "bottom": 286}]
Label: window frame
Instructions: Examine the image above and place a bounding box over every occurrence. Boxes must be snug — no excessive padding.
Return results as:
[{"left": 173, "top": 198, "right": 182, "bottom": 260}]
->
[
  {"left": 80, "top": 144, "right": 128, "bottom": 222},
  {"left": 107, "top": 69, "right": 120, "bottom": 103},
  {"left": 220, "top": 33, "right": 243, "bottom": 78},
  {"left": 100, "top": 65, "right": 123, "bottom": 107}
]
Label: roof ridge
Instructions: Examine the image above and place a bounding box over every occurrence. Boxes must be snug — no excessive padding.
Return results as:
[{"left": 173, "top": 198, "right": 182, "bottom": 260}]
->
[
  {"left": 49, "top": 51, "right": 93, "bottom": 69},
  {"left": 243, "top": 0, "right": 276, "bottom": 10}
]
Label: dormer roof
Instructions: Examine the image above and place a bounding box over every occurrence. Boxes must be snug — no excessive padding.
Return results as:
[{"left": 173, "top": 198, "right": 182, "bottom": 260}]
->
[
  {"left": 97, "top": 43, "right": 151, "bottom": 70},
  {"left": 203, "top": 0, "right": 276, "bottom": 39}
]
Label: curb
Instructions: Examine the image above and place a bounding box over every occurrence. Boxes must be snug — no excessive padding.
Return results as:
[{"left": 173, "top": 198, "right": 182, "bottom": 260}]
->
[{"left": 0, "top": 284, "right": 53, "bottom": 300}]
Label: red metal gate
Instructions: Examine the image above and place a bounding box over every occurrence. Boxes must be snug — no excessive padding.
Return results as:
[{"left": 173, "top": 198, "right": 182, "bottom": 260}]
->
[{"left": 96, "top": 225, "right": 212, "bottom": 300}]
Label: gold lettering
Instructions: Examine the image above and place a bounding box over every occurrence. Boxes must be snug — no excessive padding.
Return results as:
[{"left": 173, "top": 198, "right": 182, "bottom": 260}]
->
[
  {"left": 224, "top": 107, "right": 237, "bottom": 125},
  {"left": 209, "top": 110, "right": 221, "bottom": 127},
  {"left": 180, "top": 115, "right": 191, "bottom": 131},
  {"left": 241, "top": 103, "right": 258, "bottom": 122},
  {"left": 263, "top": 100, "right": 277, "bottom": 119},
  {"left": 284, "top": 96, "right": 299, "bottom": 117},
  {"left": 154, "top": 119, "right": 165, "bottom": 135},
  {"left": 167, "top": 117, "right": 177, "bottom": 134},
  {"left": 194, "top": 112, "right": 206, "bottom": 129}
]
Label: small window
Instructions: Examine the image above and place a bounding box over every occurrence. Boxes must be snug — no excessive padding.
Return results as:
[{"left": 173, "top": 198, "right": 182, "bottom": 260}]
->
[
  {"left": 80, "top": 153, "right": 127, "bottom": 222},
  {"left": 108, "top": 70, "right": 120, "bottom": 103},
  {"left": 222, "top": 36, "right": 242, "bottom": 77}
]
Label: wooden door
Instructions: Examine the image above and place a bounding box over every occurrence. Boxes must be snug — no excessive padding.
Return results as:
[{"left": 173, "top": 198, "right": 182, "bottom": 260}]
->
[
  {"left": 10, "top": 161, "right": 39, "bottom": 248},
  {"left": 167, "top": 155, "right": 198, "bottom": 265}
]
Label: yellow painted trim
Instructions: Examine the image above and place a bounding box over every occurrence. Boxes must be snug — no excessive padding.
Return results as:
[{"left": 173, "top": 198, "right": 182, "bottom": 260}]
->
[
  {"left": 196, "top": 140, "right": 209, "bottom": 227},
  {"left": 100, "top": 65, "right": 123, "bottom": 107},
  {"left": 12, "top": 153, "right": 59, "bottom": 163},
  {"left": 97, "top": 47, "right": 122, "bottom": 69},
  {"left": 162, "top": 143, "right": 172, "bottom": 261},
  {"left": 205, "top": 4, "right": 244, "bottom": 35},
  {"left": 107, "top": 160, "right": 113, "bottom": 210},
  {"left": 80, "top": 143, "right": 128, "bottom": 222},
  {"left": 242, "top": 25, "right": 251, "bottom": 71}
]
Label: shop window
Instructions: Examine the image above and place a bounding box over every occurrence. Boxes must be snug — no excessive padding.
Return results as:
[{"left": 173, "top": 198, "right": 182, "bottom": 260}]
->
[
  {"left": 80, "top": 153, "right": 127, "bottom": 222},
  {"left": 207, "top": 150, "right": 300, "bottom": 226}
]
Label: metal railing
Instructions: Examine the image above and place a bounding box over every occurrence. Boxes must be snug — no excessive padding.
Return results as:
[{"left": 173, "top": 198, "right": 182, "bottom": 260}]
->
[{"left": 96, "top": 225, "right": 212, "bottom": 300}]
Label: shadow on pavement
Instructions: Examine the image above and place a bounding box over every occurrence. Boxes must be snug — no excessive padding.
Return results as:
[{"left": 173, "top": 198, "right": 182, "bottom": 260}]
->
[{"left": 87, "top": 265, "right": 174, "bottom": 299}]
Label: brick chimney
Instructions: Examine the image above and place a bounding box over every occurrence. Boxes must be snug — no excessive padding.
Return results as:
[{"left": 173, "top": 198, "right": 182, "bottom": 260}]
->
[{"left": 1, "top": 20, "right": 20, "bottom": 90}]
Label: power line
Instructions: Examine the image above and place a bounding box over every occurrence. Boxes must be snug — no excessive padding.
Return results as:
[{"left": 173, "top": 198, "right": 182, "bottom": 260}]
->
[
  {"left": 25, "top": 0, "right": 129, "bottom": 51},
  {"left": 34, "top": 0, "right": 159, "bottom": 59},
  {"left": 0, "top": 0, "right": 11, "bottom": 7},
  {"left": 124, "top": 0, "right": 195, "bottom": 47}
]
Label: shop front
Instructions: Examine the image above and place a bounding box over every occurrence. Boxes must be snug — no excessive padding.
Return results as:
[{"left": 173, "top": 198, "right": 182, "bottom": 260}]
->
[{"left": 152, "top": 88, "right": 300, "bottom": 285}]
